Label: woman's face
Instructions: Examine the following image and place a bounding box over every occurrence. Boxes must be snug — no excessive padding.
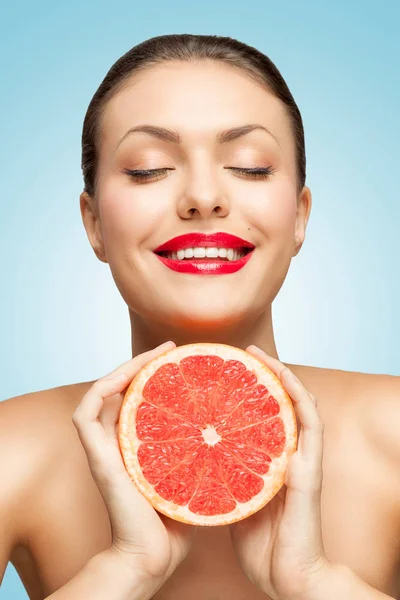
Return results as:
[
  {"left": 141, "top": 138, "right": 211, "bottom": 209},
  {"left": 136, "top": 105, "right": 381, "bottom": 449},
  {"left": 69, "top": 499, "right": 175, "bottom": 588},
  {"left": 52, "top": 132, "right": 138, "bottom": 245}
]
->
[{"left": 81, "top": 60, "right": 311, "bottom": 331}]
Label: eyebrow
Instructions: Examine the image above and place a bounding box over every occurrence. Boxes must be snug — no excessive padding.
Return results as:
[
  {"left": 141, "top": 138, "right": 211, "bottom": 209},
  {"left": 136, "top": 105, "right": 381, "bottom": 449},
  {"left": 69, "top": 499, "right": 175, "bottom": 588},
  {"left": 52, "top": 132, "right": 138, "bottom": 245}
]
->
[{"left": 115, "top": 123, "right": 280, "bottom": 151}]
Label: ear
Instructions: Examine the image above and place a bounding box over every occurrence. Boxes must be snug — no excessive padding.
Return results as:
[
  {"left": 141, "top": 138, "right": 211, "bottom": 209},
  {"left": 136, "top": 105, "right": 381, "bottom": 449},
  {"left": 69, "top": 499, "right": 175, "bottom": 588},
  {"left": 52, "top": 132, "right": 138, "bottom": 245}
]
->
[
  {"left": 293, "top": 185, "right": 312, "bottom": 257},
  {"left": 80, "top": 191, "right": 108, "bottom": 263}
]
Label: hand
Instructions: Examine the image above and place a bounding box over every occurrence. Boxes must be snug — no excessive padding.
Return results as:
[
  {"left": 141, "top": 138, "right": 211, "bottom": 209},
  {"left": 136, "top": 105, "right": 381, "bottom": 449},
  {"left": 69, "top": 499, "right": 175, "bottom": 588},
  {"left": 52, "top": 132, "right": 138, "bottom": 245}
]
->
[
  {"left": 71, "top": 341, "right": 196, "bottom": 591},
  {"left": 229, "top": 346, "right": 332, "bottom": 600}
]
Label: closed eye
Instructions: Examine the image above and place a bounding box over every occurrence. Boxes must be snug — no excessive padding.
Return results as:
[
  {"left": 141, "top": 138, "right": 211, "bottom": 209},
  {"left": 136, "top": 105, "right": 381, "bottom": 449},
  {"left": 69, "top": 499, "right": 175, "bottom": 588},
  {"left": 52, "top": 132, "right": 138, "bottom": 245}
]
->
[
  {"left": 227, "top": 166, "right": 277, "bottom": 179},
  {"left": 122, "top": 168, "right": 174, "bottom": 181},
  {"left": 121, "top": 166, "right": 277, "bottom": 182}
]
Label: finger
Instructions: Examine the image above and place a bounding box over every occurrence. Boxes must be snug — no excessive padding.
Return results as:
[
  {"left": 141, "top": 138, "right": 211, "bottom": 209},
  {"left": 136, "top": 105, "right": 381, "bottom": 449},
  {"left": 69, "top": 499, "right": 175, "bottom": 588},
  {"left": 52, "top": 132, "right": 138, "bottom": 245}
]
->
[
  {"left": 72, "top": 374, "right": 130, "bottom": 479},
  {"left": 98, "top": 391, "right": 124, "bottom": 441},
  {"left": 280, "top": 368, "right": 324, "bottom": 464},
  {"left": 246, "top": 345, "right": 288, "bottom": 379},
  {"left": 72, "top": 341, "right": 176, "bottom": 474},
  {"left": 104, "top": 340, "right": 176, "bottom": 381},
  {"left": 246, "top": 349, "right": 326, "bottom": 558},
  {"left": 246, "top": 345, "right": 323, "bottom": 457},
  {"left": 75, "top": 340, "right": 176, "bottom": 435}
]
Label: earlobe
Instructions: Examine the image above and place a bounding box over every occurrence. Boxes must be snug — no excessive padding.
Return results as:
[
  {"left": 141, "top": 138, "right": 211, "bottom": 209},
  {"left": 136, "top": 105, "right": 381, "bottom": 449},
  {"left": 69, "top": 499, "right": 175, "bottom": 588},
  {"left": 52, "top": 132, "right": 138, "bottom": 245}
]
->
[
  {"left": 79, "top": 191, "right": 108, "bottom": 263},
  {"left": 293, "top": 185, "right": 312, "bottom": 257}
]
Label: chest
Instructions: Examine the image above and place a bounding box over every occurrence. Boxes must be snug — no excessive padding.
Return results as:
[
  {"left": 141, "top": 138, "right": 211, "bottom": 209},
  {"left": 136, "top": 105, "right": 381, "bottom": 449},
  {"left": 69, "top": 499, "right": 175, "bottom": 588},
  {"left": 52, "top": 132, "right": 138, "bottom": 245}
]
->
[
  {"left": 13, "top": 421, "right": 400, "bottom": 600},
  {"left": 151, "top": 426, "right": 400, "bottom": 599}
]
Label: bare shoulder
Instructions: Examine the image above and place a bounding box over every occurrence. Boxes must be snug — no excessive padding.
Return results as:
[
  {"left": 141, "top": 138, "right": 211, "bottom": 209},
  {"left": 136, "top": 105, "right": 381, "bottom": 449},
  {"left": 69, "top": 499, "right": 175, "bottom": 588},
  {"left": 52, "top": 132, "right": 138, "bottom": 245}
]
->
[
  {"left": 344, "top": 368, "right": 400, "bottom": 465},
  {"left": 1, "top": 380, "right": 92, "bottom": 416},
  {"left": 287, "top": 362, "right": 361, "bottom": 394},
  {"left": 0, "top": 381, "right": 94, "bottom": 547},
  {"left": 0, "top": 378, "right": 96, "bottom": 485},
  {"left": 0, "top": 380, "right": 94, "bottom": 452},
  {"left": 289, "top": 361, "right": 400, "bottom": 468}
]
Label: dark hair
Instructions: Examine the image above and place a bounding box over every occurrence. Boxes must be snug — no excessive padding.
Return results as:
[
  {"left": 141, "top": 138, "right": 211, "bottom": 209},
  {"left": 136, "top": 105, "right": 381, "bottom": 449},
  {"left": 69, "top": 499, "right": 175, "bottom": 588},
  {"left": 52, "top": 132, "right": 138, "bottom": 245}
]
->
[{"left": 81, "top": 33, "right": 306, "bottom": 199}]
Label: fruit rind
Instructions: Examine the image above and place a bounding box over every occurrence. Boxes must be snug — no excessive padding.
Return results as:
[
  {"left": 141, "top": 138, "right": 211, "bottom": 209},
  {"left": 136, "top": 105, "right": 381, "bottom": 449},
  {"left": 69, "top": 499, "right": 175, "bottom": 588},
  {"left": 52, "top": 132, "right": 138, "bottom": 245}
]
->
[{"left": 118, "top": 343, "right": 297, "bottom": 526}]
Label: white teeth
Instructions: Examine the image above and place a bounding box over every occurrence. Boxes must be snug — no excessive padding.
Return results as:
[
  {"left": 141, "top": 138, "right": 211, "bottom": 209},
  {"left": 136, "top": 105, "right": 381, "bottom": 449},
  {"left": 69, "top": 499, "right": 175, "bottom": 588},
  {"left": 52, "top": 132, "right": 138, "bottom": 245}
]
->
[
  {"left": 193, "top": 247, "right": 206, "bottom": 258},
  {"left": 164, "top": 246, "right": 248, "bottom": 261}
]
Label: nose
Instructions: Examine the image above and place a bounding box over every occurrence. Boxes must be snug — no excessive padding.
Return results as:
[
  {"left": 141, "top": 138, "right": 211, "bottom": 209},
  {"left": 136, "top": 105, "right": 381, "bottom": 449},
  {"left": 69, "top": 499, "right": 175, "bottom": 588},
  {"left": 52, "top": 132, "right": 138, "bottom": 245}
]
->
[{"left": 177, "top": 163, "right": 230, "bottom": 220}]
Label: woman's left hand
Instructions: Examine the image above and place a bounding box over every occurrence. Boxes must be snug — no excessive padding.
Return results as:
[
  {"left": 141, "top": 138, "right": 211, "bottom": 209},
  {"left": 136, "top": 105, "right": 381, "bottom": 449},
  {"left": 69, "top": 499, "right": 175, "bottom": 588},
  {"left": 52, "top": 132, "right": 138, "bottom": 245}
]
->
[{"left": 229, "top": 346, "right": 333, "bottom": 600}]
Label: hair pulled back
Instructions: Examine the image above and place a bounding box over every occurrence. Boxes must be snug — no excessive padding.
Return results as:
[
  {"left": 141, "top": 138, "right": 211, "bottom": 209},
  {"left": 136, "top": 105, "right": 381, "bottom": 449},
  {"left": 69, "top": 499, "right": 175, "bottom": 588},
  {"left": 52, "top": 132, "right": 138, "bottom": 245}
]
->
[{"left": 81, "top": 33, "right": 306, "bottom": 198}]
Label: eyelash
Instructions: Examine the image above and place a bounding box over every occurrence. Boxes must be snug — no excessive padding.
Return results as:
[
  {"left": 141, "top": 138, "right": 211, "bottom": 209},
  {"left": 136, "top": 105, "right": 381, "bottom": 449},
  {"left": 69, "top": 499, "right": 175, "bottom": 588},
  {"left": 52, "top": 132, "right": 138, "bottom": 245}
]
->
[{"left": 122, "top": 166, "right": 277, "bottom": 182}]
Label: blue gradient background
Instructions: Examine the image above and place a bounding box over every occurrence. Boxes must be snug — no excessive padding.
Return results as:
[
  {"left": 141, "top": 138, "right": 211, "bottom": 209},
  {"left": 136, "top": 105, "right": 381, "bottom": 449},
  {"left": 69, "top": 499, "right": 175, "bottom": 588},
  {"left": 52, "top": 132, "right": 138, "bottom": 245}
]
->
[{"left": 1, "top": 0, "right": 399, "bottom": 597}]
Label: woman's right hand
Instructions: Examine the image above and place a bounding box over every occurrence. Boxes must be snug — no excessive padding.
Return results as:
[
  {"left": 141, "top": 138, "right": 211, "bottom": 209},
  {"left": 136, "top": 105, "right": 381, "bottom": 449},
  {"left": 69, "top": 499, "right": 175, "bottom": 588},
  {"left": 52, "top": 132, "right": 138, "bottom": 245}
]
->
[{"left": 71, "top": 340, "right": 196, "bottom": 592}]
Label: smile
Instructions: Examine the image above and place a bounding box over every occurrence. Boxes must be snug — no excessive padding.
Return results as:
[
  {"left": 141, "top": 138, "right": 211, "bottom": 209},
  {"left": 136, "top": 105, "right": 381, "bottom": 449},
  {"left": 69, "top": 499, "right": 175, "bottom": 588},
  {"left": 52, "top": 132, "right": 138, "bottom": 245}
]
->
[
  {"left": 159, "top": 246, "right": 251, "bottom": 261},
  {"left": 154, "top": 247, "right": 255, "bottom": 275}
]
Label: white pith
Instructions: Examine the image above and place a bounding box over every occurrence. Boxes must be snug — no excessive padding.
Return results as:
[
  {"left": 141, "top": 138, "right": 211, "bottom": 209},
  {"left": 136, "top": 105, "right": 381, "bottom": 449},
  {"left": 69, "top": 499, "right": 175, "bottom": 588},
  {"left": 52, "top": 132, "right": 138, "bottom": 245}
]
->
[
  {"left": 118, "top": 343, "right": 297, "bottom": 527},
  {"left": 163, "top": 247, "right": 248, "bottom": 261}
]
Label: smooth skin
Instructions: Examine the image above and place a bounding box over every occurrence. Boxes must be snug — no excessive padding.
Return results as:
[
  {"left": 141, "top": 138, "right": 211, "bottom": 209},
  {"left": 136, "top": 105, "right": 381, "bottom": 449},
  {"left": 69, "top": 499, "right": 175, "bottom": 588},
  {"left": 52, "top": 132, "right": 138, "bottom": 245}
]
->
[
  {"left": 71, "top": 342, "right": 195, "bottom": 590},
  {"left": 1, "top": 60, "right": 400, "bottom": 599},
  {"left": 81, "top": 60, "right": 311, "bottom": 354},
  {"left": 70, "top": 339, "right": 334, "bottom": 600}
]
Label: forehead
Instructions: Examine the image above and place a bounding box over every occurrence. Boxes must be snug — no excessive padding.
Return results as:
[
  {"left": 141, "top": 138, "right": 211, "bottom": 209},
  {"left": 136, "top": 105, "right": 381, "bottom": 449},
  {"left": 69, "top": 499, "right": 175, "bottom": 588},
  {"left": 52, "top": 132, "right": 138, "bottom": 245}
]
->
[{"left": 99, "top": 60, "right": 293, "bottom": 157}]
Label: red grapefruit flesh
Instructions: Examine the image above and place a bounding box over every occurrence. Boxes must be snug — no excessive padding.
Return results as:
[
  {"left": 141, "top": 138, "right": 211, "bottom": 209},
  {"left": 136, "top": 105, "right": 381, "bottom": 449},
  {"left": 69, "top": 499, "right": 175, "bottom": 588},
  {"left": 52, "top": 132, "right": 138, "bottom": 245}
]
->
[{"left": 118, "top": 343, "right": 297, "bottom": 526}]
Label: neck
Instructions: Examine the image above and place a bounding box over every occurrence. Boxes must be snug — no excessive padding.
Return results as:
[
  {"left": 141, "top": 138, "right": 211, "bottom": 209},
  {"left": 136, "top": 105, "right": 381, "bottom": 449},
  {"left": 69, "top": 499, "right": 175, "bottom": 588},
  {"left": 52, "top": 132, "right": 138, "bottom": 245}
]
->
[{"left": 129, "top": 306, "right": 279, "bottom": 359}]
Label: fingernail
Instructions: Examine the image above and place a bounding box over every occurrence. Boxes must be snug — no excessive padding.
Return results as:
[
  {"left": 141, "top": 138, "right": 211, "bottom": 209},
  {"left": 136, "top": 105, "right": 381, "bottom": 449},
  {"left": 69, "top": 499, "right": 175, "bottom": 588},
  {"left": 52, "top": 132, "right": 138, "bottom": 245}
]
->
[
  {"left": 284, "top": 368, "right": 299, "bottom": 383},
  {"left": 106, "top": 373, "right": 127, "bottom": 380},
  {"left": 157, "top": 341, "right": 175, "bottom": 350},
  {"left": 248, "top": 345, "right": 266, "bottom": 355}
]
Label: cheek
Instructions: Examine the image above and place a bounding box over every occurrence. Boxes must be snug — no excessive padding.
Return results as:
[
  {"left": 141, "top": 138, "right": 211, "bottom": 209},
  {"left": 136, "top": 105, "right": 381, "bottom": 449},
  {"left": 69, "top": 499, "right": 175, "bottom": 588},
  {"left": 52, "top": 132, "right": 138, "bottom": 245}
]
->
[
  {"left": 98, "top": 182, "right": 165, "bottom": 253},
  {"left": 246, "top": 178, "right": 297, "bottom": 239}
]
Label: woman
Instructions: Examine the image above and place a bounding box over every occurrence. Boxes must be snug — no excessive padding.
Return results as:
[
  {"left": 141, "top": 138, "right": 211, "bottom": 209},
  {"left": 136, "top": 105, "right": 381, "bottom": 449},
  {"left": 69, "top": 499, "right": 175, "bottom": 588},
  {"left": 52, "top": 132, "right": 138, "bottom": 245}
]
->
[{"left": 1, "top": 33, "right": 399, "bottom": 600}]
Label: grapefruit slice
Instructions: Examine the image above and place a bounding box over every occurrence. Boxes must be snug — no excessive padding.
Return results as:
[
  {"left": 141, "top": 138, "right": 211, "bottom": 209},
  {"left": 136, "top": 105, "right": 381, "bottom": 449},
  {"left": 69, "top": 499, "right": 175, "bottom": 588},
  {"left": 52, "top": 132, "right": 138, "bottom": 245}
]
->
[{"left": 118, "top": 343, "right": 297, "bottom": 526}]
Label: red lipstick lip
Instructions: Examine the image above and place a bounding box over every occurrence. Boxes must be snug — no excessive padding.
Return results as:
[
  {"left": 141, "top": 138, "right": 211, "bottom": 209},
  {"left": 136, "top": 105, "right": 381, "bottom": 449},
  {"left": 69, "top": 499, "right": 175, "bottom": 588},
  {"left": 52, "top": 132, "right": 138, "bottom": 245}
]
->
[{"left": 153, "top": 232, "right": 255, "bottom": 253}]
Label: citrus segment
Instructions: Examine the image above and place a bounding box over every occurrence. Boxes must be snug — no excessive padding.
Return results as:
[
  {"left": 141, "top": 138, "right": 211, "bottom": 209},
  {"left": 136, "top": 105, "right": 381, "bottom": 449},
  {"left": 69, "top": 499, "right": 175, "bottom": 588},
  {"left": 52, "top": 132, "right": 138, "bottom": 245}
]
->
[{"left": 118, "top": 343, "right": 297, "bottom": 526}]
